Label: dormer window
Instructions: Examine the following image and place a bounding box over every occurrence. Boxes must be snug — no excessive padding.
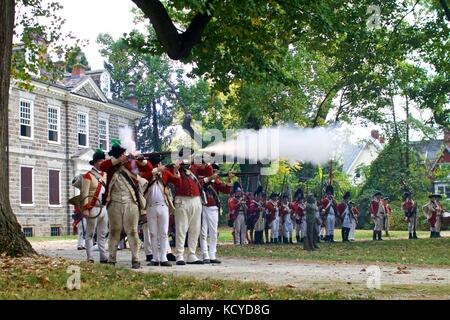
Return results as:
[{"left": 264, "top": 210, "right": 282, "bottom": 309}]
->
[{"left": 100, "top": 72, "right": 111, "bottom": 99}]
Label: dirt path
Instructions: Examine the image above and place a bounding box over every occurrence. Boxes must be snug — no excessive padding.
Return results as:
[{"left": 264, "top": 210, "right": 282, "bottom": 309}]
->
[{"left": 32, "top": 239, "right": 450, "bottom": 298}]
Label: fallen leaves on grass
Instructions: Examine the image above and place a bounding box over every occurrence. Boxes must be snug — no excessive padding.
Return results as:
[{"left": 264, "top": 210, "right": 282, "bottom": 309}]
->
[{"left": 394, "top": 266, "right": 411, "bottom": 274}]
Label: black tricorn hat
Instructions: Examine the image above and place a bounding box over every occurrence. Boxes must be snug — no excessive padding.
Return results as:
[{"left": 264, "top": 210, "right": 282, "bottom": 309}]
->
[
  {"left": 270, "top": 192, "right": 279, "bottom": 199},
  {"left": 89, "top": 149, "right": 106, "bottom": 166},
  {"left": 254, "top": 185, "right": 263, "bottom": 196},
  {"left": 373, "top": 191, "right": 382, "bottom": 197},
  {"left": 343, "top": 191, "right": 351, "bottom": 200},
  {"left": 211, "top": 163, "right": 220, "bottom": 171},
  {"left": 281, "top": 193, "right": 289, "bottom": 199},
  {"left": 429, "top": 193, "right": 442, "bottom": 199},
  {"left": 384, "top": 197, "right": 390, "bottom": 201},
  {"left": 325, "top": 185, "right": 334, "bottom": 195},
  {"left": 233, "top": 181, "right": 242, "bottom": 193},
  {"left": 403, "top": 191, "right": 411, "bottom": 199},
  {"left": 149, "top": 154, "right": 165, "bottom": 166},
  {"left": 294, "top": 188, "right": 304, "bottom": 200}
]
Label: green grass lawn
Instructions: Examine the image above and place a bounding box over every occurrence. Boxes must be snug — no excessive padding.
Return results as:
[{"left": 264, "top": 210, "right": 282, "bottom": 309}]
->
[
  {"left": 218, "top": 227, "right": 448, "bottom": 243},
  {"left": 0, "top": 255, "right": 358, "bottom": 300},
  {"left": 217, "top": 228, "right": 450, "bottom": 266},
  {"left": 28, "top": 235, "right": 77, "bottom": 242}
]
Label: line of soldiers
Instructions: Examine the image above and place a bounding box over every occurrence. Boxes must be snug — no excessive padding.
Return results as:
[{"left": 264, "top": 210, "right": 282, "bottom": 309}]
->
[
  {"left": 228, "top": 186, "right": 448, "bottom": 246},
  {"left": 370, "top": 191, "right": 447, "bottom": 240},
  {"left": 74, "top": 141, "right": 447, "bottom": 268},
  {"left": 74, "top": 142, "right": 235, "bottom": 268},
  {"left": 227, "top": 184, "right": 361, "bottom": 248}
]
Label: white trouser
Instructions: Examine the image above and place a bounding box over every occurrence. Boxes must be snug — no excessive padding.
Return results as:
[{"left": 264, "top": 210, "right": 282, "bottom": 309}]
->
[
  {"left": 284, "top": 221, "right": 293, "bottom": 238},
  {"left": 85, "top": 207, "right": 108, "bottom": 261},
  {"left": 200, "top": 206, "right": 219, "bottom": 260},
  {"left": 373, "top": 215, "right": 383, "bottom": 231},
  {"left": 407, "top": 214, "right": 417, "bottom": 232},
  {"left": 234, "top": 214, "right": 247, "bottom": 245},
  {"left": 270, "top": 217, "right": 279, "bottom": 239},
  {"left": 326, "top": 214, "right": 335, "bottom": 235},
  {"left": 301, "top": 219, "right": 307, "bottom": 238},
  {"left": 174, "top": 196, "right": 202, "bottom": 263},
  {"left": 77, "top": 218, "right": 86, "bottom": 247},
  {"left": 349, "top": 218, "right": 356, "bottom": 240},
  {"left": 147, "top": 204, "right": 169, "bottom": 262},
  {"left": 143, "top": 222, "right": 152, "bottom": 256}
]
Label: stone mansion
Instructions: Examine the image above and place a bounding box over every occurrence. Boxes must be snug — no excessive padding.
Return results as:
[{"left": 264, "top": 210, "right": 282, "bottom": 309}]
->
[{"left": 8, "top": 65, "right": 144, "bottom": 237}]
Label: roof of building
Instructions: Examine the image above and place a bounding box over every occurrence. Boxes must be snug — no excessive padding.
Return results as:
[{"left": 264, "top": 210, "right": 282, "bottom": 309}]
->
[
  {"left": 411, "top": 139, "right": 445, "bottom": 162},
  {"left": 342, "top": 144, "right": 364, "bottom": 173},
  {"left": 32, "top": 70, "right": 144, "bottom": 115}
]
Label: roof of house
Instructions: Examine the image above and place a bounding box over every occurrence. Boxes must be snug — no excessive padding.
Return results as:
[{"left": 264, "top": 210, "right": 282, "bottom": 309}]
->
[
  {"left": 411, "top": 139, "right": 444, "bottom": 162},
  {"left": 33, "top": 70, "right": 144, "bottom": 115},
  {"left": 342, "top": 144, "right": 364, "bottom": 173}
]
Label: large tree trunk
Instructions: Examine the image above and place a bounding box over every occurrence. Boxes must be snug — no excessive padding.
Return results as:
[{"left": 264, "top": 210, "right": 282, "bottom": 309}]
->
[{"left": 0, "top": 0, "right": 36, "bottom": 257}]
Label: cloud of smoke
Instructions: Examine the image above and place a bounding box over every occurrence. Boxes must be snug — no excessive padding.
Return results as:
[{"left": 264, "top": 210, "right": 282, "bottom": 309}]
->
[
  {"left": 118, "top": 126, "right": 137, "bottom": 154},
  {"left": 200, "top": 125, "right": 348, "bottom": 166}
]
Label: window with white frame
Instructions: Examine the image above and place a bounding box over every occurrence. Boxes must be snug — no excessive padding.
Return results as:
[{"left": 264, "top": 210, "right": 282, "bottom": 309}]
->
[
  {"left": 20, "top": 99, "right": 33, "bottom": 138},
  {"left": 48, "top": 106, "right": 59, "bottom": 143},
  {"left": 77, "top": 112, "right": 88, "bottom": 147},
  {"left": 98, "top": 118, "right": 109, "bottom": 151}
]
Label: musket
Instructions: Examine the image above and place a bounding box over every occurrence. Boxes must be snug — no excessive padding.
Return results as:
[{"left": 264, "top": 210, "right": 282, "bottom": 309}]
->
[
  {"left": 218, "top": 171, "right": 260, "bottom": 177},
  {"left": 141, "top": 151, "right": 174, "bottom": 160}
]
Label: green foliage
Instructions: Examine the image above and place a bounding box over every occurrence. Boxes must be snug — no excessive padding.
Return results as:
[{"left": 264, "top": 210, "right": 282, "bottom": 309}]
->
[
  {"left": 64, "top": 46, "right": 90, "bottom": 72},
  {"left": 11, "top": 0, "right": 83, "bottom": 87},
  {"left": 361, "top": 139, "right": 431, "bottom": 200}
]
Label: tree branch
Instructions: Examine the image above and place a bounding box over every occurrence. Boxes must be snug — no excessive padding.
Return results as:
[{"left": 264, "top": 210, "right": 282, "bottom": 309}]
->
[
  {"left": 440, "top": 0, "right": 450, "bottom": 21},
  {"left": 131, "top": 0, "right": 213, "bottom": 60}
]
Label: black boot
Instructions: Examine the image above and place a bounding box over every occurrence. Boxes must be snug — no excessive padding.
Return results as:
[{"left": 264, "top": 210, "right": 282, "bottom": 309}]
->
[
  {"left": 377, "top": 231, "right": 383, "bottom": 241},
  {"left": 289, "top": 237, "right": 293, "bottom": 244},
  {"left": 282, "top": 236, "right": 288, "bottom": 244},
  {"left": 296, "top": 235, "right": 300, "bottom": 243},
  {"left": 437, "top": 232, "right": 441, "bottom": 238},
  {"left": 430, "top": 231, "right": 434, "bottom": 238},
  {"left": 278, "top": 236, "right": 282, "bottom": 243},
  {"left": 300, "top": 237, "right": 304, "bottom": 243},
  {"left": 330, "top": 235, "right": 335, "bottom": 243},
  {"left": 409, "top": 232, "right": 413, "bottom": 239},
  {"left": 373, "top": 231, "right": 377, "bottom": 241},
  {"left": 413, "top": 231, "right": 418, "bottom": 239}
]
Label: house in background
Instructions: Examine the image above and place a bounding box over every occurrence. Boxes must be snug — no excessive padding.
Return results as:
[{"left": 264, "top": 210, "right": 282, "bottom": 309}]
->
[
  {"left": 412, "top": 129, "right": 450, "bottom": 199},
  {"left": 8, "top": 64, "right": 145, "bottom": 237},
  {"left": 341, "top": 130, "right": 385, "bottom": 185}
]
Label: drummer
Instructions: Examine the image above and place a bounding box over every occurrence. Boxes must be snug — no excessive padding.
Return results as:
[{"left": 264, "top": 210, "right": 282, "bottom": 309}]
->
[{"left": 422, "top": 193, "right": 445, "bottom": 238}]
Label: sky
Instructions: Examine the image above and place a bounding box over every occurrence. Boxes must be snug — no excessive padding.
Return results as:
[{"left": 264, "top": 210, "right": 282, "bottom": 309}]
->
[
  {"left": 51, "top": 0, "right": 436, "bottom": 144},
  {"left": 58, "top": 0, "right": 139, "bottom": 70}
]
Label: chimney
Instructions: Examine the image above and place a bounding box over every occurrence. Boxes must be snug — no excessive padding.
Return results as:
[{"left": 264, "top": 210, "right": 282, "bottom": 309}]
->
[
  {"left": 371, "top": 130, "right": 380, "bottom": 140},
  {"left": 71, "top": 63, "right": 86, "bottom": 78},
  {"left": 126, "top": 82, "right": 138, "bottom": 107}
]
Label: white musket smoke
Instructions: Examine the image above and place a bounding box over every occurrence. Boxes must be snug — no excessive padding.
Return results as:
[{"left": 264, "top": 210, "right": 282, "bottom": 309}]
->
[
  {"left": 200, "top": 125, "right": 348, "bottom": 165},
  {"left": 119, "top": 126, "right": 137, "bottom": 155}
]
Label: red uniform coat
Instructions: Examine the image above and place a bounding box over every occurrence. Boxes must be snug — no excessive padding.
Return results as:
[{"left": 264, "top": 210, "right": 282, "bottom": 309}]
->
[
  {"left": 201, "top": 178, "right": 231, "bottom": 207},
  {"left": 168, "top": 164, "right": 204, "bottom": 197},
  {"left": 336, "top": 202, "right": 347, "bottom": 218},
  {"left": 266, "top": 201, "right": 277, "bottom": 224},
  {"left": 140, "top": 167, "right": 181, "bottom": 188},
  {"left": 369, "top": 200, "right": 384, "bottom": 218},
  {"left": 228, "top": 197, "right": 239, "bottom": 224},
  {"left": 279, "top": 202, "right": 291, "bottom": 224},
  {"left": 292, "top": 201, "right": 304, "bottom": 223},
  {"left": 321, "top": 196, "right": 338, "bottom": 215}
]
